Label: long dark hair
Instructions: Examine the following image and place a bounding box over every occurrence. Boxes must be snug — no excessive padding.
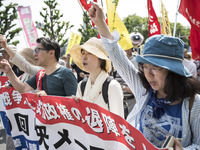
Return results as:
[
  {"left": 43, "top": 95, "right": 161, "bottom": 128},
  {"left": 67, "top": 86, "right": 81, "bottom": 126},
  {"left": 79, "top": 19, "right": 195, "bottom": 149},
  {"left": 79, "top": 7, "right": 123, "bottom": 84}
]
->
[{"left": 138, "top": 63, "right": 200, "bottom": 102}]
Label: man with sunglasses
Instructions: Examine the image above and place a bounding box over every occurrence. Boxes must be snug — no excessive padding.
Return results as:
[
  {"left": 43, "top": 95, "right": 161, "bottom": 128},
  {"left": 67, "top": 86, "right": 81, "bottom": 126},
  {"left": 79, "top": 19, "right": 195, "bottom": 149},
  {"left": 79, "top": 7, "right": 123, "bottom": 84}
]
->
[{"left": 0, "top": 35, "right": 77, "bottom": 97}]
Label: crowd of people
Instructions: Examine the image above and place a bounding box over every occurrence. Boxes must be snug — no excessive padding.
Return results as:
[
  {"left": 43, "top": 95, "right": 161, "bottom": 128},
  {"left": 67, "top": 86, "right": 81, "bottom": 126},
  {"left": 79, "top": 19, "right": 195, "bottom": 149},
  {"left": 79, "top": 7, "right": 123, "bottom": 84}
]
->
[{"left": 0, "top": 2, "right": 200, "bottom": 149}]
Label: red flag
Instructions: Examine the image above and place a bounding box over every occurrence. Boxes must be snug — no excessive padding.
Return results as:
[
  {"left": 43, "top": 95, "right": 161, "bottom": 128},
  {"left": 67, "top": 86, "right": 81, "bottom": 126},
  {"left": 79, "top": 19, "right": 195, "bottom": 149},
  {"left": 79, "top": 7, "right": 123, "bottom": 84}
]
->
[
  {"left": 79, "top": 0, "right": 97, "bottom": 27},
  {"left": 189, "top": 27, "right": 200, "bottom": 60},
  {"left": 179, "top": 0, "right": 200, "bottom": 32},
  {"left": 179, "top": 0, "right": 200, "bottom": 60},
  {"left": 79, "top": 0, "right": 97, "bottom": 12},
  {"left": 147, "top": 0, "right": 161, "bottom": 37}
]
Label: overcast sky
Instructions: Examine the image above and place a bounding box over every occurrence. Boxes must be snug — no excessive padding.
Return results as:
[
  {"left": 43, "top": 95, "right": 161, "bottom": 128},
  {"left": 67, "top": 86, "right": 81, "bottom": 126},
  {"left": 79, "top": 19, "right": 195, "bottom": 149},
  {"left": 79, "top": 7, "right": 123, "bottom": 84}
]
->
[{"left": 4, "top": 0, "right": 190, "bottom": 50}]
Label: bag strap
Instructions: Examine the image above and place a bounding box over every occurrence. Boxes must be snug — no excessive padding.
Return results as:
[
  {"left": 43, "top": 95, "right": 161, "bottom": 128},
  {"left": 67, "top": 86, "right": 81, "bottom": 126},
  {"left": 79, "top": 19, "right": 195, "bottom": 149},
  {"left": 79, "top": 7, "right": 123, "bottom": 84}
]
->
[
  {"left": 102, "top": 76, "right": 113, "bottom": 106},
  {"left": 188, "top": 95, "right": 195, "bottom": 143},
  {"left": 43, "top": 74, "right": 49, "bottom": 95},
  {"left": 80, "top": 79, "right": 88, "bottom": 96},
  {"left": 36, "top": 70, "right": 45, "bottom": 90}
]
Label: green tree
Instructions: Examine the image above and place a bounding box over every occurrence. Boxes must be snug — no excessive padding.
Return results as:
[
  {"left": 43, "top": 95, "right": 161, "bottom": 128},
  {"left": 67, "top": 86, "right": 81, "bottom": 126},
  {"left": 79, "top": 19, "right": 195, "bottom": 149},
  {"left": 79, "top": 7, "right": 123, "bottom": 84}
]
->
[
  {"left": 170, "top": 22, "right": 190, "bottom": 46},
  {"left": 0, "top": 0, "right": 22, "bottom": 46},
  {"left": 35, "top": 0, "right": 74, "bottom": 47},
  {"left": 123, "top": 14, "right": 149, "bottom": 42},
  {"left": 123, "top": 14, "right": 190, "bottom": 46},
  {"left": 78, "top": 11, "right": 98, "bottom": 44}
]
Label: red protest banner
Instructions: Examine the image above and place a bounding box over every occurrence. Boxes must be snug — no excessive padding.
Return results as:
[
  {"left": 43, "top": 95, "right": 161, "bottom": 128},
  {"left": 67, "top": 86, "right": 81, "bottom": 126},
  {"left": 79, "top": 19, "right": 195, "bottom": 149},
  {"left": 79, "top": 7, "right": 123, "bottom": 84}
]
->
[
  {"left": 189, "top": 27, "right": 200, "bottom": 60},
  {"left": 147, "top": 0, "right": 161, "bottom": 37},
  {"left": 0, "top": 76, "right": 8, "bottom": 86},
  {"left": 179, "top": 0, "right": 200, "bottom": 32},
  {"left": 0, "top": 86, "right": 170, "bottom": 150},
  {"left": 179, "top": 0, "right": 200, "bottom": 60}
]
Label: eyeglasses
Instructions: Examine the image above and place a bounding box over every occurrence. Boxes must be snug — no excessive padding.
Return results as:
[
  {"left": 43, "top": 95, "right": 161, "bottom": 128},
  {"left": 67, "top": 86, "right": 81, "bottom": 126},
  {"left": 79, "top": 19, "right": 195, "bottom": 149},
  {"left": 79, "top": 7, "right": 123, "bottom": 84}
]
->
[
  {"left": 184, "top": 56, "right": 191, "bottom": 59},
  {"left": 33, "top": 47, "right": 47, "bottom": 54},
  {"left": 139, "top": 65, "right": 163, "bottom": 75}
]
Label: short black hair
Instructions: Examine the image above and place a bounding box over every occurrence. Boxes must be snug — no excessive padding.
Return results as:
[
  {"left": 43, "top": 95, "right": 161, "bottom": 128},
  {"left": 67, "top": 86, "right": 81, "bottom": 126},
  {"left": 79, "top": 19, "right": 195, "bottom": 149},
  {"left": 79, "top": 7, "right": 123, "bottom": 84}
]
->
[{"left": 36, "top": 37, "right": 60, "bottom": 62}]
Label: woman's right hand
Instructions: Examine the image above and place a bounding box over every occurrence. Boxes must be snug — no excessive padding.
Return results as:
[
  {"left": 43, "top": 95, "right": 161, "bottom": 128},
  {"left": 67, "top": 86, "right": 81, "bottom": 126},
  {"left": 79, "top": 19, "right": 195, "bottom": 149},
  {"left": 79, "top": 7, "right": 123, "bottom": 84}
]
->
[
  {"left": 70, "top": 95, "right": 80, "bottom": 102},
  {"left": 173, "top": 137, "right": 183, "bottom": 150},
  {"left": 88, "top": 2, "right": 105, "bottom": 27}
]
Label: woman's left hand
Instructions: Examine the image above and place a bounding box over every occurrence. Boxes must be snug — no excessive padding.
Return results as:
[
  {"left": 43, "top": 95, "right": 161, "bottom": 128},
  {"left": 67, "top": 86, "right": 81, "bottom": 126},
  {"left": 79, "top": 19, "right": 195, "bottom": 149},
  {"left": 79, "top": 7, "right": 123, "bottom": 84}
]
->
[
  {"left": 173, "top": 138, "right": 183, "bottom": 150},
  {"left": 70, "top": 95, "right": 80, "bottom": 102}
]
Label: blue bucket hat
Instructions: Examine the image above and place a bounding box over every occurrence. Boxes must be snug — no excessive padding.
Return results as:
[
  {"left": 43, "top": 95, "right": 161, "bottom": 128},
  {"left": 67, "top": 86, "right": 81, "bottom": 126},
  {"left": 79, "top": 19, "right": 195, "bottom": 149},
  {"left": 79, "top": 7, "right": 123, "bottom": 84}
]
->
[{"left": 136, "top": 34, "right": 192, "bottom": 77}]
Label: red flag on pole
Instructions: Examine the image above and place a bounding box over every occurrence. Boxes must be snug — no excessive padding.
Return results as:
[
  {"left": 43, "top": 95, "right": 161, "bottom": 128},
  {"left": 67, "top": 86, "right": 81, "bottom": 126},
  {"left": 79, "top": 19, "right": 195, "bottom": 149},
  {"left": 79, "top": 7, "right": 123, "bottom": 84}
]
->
[
  {"left": 147, "top": 0, "right": 161, "bottom": 37},
  {"left": 179, "top": 0, "right": 200, "bottom": 32},
  {"left": 79, "top": 0, "right": 97, "bottom": 27},
  {"left": 179, "top": 0, "right": 200, "bottom": 60}
]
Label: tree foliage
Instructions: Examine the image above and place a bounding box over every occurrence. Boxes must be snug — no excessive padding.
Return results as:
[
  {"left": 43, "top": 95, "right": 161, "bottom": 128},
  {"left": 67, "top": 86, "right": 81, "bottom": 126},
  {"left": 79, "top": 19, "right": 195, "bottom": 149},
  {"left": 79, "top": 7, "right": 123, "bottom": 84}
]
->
[
  {"left": 78, "top": 11, "right": 98, "bottom": 44},
  {"left": 0, "top": 0, "right": 22, "bottom": 46},
  {"left": 170, "top": 22, "right": 190, "bottom": 46},
  {"left": 123, "top": 14, "right": 149, "bottom": 42},
  {"left": 35, "top": 0, "right": 74, "bottom": 47},
  {"left": 123, "top": 14, "right": 190, "bottom": 46}
]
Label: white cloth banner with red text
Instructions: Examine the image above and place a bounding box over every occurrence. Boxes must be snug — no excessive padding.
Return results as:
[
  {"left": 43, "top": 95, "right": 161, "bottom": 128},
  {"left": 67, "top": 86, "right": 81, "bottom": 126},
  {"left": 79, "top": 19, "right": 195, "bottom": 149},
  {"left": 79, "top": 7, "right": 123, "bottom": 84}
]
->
[
  {"left": 18, "top": 6, "right": 38, "bottom": 47},
  {"left": 0, "top": 85, "right": 169, "bottom": 149}
]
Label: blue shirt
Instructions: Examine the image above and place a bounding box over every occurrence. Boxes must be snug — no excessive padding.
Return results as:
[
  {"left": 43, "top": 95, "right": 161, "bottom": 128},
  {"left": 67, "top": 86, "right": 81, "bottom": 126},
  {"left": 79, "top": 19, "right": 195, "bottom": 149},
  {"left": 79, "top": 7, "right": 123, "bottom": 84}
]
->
[
  {"left": 26, "top": 66, "right": 77, "bottom": 96},
  {"left": 140, "top": 97, "right": 182, "bottom": 148}
]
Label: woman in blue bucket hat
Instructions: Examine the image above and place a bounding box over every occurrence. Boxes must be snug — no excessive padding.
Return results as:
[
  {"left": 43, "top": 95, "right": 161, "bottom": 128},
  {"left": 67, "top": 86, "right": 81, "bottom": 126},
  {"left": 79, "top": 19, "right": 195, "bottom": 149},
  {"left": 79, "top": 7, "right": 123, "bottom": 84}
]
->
[{"left": 89, "top": 2, "right": 200, "bottom": 149}]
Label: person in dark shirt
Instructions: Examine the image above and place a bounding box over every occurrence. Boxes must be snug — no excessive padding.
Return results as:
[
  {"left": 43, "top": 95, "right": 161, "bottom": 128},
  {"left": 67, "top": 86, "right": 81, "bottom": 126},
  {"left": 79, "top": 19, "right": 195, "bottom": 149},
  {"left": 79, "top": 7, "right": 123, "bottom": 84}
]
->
[{"left": 0, "top": 35, "right": 77, "bottom": 97}]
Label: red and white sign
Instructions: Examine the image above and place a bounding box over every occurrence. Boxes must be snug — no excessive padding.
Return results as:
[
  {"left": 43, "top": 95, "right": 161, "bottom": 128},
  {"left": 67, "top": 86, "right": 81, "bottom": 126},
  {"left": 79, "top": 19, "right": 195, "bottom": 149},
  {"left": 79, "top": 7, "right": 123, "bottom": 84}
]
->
[
  {"left": 147, "top": 0, "right": 161, "bottom": 37},
  {"left": 0, "top": 84, "right": 169, "bottom": 149}
]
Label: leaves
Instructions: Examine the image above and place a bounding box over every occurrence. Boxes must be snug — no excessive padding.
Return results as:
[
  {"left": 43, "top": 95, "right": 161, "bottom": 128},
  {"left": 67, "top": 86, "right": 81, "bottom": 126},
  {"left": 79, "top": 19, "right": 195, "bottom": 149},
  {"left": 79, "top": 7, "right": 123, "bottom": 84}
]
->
[
  {"left": 35, "top": 0, "right": 73, "bottom": 48},
  {"left": 78, "top": 11, "right": 98, "bottom": 44},
  {"left": 0, "top": 0, "right": 22, "bottom": 45},
  {"left": 123, "top": 14, "right": 190, "bottom": 45}
]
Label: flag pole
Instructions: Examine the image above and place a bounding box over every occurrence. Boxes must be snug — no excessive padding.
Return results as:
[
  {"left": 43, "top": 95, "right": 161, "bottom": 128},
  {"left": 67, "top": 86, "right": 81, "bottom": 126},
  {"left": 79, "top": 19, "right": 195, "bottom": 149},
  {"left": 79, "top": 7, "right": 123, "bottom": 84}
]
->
[
  {"left": 76, "top": 0, "right": 98, "bottom": 37},
  {"left": 76, "top": 0, "right": 85, "bottom": 12},
  {"left": 173, "top": 0, "right": 180, "bottom": 37},
  {"left": 160, "top": 0, "right": 162, "bottom": 34}
]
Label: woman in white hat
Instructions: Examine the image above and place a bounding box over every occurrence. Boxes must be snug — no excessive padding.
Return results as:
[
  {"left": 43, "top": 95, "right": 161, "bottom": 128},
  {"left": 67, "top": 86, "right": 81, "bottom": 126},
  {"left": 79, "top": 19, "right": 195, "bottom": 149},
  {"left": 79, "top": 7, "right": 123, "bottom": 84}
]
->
[
  {"left": 89, "top": 2, "right": 200, "bottom": 149},
  {"left": 70, "top": 37, "right": 124, "bottom": 118}
]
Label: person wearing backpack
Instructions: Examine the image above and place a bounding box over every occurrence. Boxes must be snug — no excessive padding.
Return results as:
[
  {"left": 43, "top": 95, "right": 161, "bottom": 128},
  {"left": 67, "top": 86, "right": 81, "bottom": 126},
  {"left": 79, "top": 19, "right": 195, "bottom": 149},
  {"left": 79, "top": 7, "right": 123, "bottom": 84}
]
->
[{"left": 70, "top": 37, "right": 124, "bottom": 118}]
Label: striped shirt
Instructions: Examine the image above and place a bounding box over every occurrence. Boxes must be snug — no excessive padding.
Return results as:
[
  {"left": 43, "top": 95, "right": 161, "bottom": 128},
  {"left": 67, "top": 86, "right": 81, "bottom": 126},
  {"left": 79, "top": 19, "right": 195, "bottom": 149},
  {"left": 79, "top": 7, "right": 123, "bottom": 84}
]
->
[{"left": 101, "top": 30, "right": 200, "bottom": 149}]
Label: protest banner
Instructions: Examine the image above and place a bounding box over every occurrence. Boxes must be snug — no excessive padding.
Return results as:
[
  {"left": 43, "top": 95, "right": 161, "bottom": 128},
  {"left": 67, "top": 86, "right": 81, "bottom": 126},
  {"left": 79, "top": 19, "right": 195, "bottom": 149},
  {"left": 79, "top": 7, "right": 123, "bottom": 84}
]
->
[
  {"left": 179, "top": 0, "right": 200, "bottom": 60},
  {"left": 161, "top": 0, "right": 172, "bottom": 36},
  {"left": 65, "top": 32, "right": 82, "bottom": 56},
  {"left": 0, "top": 78, "right": 170, "bottom": 149},
  {"left": 147, "top": 0, "right": 161, "bottom": 37},
  {"left": 106, "top": 0, "right": 133, "bottom": 50},
  {"left": 18, "top": 6, "right": 38, "bottom": 47}
]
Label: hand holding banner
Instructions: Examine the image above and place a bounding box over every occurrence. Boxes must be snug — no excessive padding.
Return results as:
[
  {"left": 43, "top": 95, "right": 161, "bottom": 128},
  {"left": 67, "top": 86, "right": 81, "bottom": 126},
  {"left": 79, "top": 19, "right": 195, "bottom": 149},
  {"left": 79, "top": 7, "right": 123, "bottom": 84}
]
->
[
  {"left": 17, "top": 6, "right": 38, "bottom": 47},
  {"left": 0, "top": 82, "right": 170, "bottom": 150}
]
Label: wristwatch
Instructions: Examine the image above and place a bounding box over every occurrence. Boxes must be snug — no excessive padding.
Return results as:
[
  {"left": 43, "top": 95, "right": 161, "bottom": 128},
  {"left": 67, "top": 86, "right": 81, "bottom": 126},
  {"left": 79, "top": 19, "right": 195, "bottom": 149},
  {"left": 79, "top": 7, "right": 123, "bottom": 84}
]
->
[{"left": 122, "top": 85, "right": 126, "bottom": 90}]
